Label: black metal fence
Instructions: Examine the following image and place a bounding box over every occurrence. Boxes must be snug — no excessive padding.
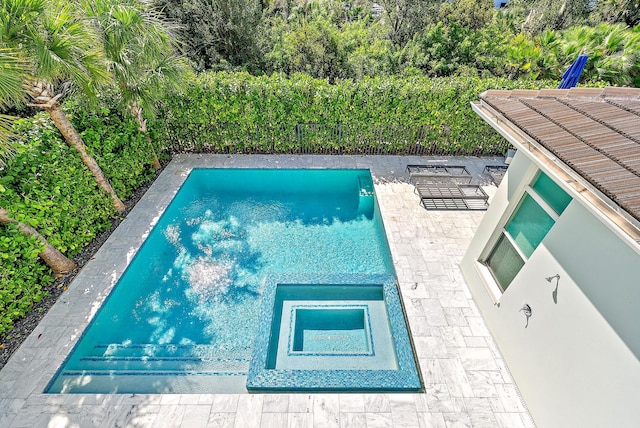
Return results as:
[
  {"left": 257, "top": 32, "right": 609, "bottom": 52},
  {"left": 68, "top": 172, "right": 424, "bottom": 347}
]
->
[{"left": 165, "top": 123, "right": 510, "bottom": 156}]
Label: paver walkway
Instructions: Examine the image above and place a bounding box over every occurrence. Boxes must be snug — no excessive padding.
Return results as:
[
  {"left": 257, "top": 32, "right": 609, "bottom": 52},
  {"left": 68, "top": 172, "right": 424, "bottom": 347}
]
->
[{"left": 0, "top": 155, "right": 534, "bottom": 427}]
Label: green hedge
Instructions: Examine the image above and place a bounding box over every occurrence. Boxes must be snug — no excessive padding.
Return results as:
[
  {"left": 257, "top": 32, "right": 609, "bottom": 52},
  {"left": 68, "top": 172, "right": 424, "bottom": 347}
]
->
[
  {"left": 0, "top": 107, "right": 157, "bottom": 337},
  {"left": 154, "top": 72, "right": 550, "bottom": 155}
]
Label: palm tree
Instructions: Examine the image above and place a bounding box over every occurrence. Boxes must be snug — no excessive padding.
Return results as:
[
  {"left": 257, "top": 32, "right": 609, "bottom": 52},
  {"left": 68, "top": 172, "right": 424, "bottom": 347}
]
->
[
  {"left": 0, "top": 46, "right": 76, "bottom": 274},
  {"left": 0, "top": 207, "right": 76, "bottom": 274},
  {"left": 82, "top": 0, "right": 189, "bottom": 170},
  {"left": 0, "top": 0, "right": 125, "bottom": 211}
]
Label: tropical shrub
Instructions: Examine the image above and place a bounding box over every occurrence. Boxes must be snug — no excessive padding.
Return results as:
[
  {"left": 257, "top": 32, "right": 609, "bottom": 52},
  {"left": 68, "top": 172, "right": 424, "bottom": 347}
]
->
[
  {"left": 0, "top": 221, "right": 51, "bottom": 337},
  {"left": 69, "top": 104, "right": 160, "bottom": 198},
  {"left": 0, "top": 117, "right": 111, "bottom": 335},
  {"left": 559, "top": 23, "right": 640, "bottom": 86},
  {"left": 0, "top": 106, "right": 157, "bottom": 336}
]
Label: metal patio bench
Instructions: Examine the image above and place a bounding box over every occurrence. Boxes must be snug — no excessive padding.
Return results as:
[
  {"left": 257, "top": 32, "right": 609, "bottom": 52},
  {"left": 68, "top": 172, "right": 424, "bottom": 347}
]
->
[
  {"left": 406, "top": 164, "right": 472, "bottom": 185},
  {"left": 415, "top": 183, "right": 489, "bottom": 211}
]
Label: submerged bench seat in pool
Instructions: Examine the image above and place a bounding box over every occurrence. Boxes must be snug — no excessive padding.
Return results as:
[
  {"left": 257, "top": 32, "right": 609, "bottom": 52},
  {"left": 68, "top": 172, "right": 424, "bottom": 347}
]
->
[{"left": 46, "top": 169, "right": 421, "bottom": 393}]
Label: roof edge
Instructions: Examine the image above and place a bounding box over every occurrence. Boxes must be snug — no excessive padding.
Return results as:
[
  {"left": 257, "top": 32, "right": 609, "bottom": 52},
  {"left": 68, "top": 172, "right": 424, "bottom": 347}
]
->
[
  {"left": 472, "top": 98, "right": 640, "bottom": 252},
  {"left": 480, "top": 86, "right": 640, "bottom": 102}
]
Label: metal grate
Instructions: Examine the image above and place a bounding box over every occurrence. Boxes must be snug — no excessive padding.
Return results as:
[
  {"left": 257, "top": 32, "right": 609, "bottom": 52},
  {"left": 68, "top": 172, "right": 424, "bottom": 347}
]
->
[
  {"left": 416, "top": 184, "right": 489, "bottom": 211},
  {"left": 407, "top": 164, "right": 472, "bottom": 184}
]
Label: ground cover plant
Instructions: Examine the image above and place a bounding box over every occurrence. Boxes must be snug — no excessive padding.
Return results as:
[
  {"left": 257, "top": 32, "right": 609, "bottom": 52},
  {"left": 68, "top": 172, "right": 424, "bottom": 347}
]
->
[{"left": 0, "top": 108, "right": 157, "bottom": 337}]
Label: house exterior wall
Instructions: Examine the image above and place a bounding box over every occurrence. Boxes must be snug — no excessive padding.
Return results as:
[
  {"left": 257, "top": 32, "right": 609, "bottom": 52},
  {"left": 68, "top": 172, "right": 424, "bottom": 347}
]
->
[{"left": 461, "top": 151, "right": 640, "bottom": 428}]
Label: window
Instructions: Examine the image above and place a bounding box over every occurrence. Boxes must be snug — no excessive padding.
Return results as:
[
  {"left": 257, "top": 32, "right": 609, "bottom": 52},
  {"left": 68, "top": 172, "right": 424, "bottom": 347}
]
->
[
  {"left": 532, "top": 173, "right": 572, "bottom": 215},
  {"left": 483, "top": 172, "right": 571, "bottom": 292},
  {"left": 486, "top": 234, "right": 525, "bottom": 289}
]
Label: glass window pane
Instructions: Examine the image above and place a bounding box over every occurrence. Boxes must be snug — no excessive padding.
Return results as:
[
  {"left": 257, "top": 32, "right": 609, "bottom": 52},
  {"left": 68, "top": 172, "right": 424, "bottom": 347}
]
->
[
  {"left": 487, "top": 234, "right": 525, "bottom": 292},
  {"left": 533, "top": 173, "right": 571, "bottom": 215},
  {"left": 505, "top": 194, "right": 554, "bottom": 258}
]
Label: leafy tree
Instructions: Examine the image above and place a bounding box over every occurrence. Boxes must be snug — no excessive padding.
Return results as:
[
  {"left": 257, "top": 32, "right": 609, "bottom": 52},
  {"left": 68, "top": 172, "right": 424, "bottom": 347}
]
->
[
  {"left": 263, "top": 0, "right": 358, "bottom": 25},
  {"left": 339, "top": 0, "right": 375, "bottom": 24},
  {"left": 0, "top": 0, "right": 125, "bottom": 211},
  {"left": 591, "top": 0, "right": 640, "bottom": 27},
  {"left": 402, "top": 21, "right": 476, "bottom": 77},
  {"left": 471, "top": 13, "right": 518, "bottom": 77},
  {"left": 506, "top": 0, "right": 592, "bottom": 34},
  {"left": 146, "top": 0, "right": 640, "bottom": 86},
  {"left": 264, "top": 14, "right": 350, "bottom": 82},
  {"left": 377, "top": 0, "right": 440, "bottom": 46},
  {"left": 337, "top": 19, "right": 394, "bottom": 78},
  {"left": 439, "top": 0, "right": 496, "bottom": 31},
  {"left": 82, "top": 0, "right": 189, "bottom": 170},
  {"left": 262, "top": 0, "right": 297, "bottom": 21},
  {"left": 157, "top": 0, "right": 263, "bottom": 71}
]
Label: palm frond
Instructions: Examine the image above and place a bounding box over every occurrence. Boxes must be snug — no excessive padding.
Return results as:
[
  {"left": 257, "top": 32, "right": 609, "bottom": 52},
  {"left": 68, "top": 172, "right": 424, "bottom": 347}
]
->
[
  {"left": 81, "top": 0, "right": 188, "bottom": 118},
  {"left": 0, "top": 45, "right": 28, "bottom": 108},
  {"left": 0, "top": 0, "right": 110, "bottom": 101},
  {"left": 0, "top": 113, "right": 17, "bottom": 166}
]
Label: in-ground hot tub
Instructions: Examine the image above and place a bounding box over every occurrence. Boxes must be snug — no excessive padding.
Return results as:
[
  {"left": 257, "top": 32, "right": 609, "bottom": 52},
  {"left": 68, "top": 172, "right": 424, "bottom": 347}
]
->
[{"left": 246, "top": 274, "right": 422, "bottom": 391}]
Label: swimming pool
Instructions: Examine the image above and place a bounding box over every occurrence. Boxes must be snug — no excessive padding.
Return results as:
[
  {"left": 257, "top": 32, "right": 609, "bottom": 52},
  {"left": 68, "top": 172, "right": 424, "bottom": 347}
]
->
[{"left": 47, "top": 168, "right": 420, "bottom": 393}]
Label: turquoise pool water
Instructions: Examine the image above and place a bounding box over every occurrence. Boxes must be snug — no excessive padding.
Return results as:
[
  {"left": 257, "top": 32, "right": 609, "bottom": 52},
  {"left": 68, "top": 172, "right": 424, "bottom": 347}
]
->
[{"left": 47, "top": 168, "right": 414, "bottom": 393}]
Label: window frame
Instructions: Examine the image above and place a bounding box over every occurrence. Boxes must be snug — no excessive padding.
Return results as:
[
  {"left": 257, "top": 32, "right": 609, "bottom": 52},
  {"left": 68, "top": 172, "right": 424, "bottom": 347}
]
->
[
  {"left": 478, "top": 172, "right": 568, "bottom": 297},
  {"left": 485, "top": 232, "right": 526, "bottom": 293}
]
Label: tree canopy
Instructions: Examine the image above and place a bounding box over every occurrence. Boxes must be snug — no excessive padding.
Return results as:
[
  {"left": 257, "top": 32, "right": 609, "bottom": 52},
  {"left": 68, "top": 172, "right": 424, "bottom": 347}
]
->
[{"left": 152, "top": 0, "right": 639, "bottom": 87}]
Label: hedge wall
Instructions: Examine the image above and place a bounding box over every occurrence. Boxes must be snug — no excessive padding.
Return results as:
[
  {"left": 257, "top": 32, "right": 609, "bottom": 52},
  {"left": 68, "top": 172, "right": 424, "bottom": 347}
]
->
[{"left": 154, "top": 72, "right": 550, "bottom": 155}]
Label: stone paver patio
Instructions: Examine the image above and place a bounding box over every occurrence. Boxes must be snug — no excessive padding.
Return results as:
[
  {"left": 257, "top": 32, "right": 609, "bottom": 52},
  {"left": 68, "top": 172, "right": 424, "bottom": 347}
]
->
[{"left": 0, "top": 155, "right": 534, "bottom": 427}]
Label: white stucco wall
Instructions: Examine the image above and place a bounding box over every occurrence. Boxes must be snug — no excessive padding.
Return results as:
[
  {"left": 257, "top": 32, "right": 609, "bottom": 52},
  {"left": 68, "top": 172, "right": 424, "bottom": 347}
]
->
[{"left": 461, "top": 151, "right": 640, "bottom": 427}]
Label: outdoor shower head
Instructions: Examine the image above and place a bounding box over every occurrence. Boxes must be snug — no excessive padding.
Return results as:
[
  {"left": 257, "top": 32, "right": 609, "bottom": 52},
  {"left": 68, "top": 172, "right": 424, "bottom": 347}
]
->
[{"left": 546, "top": 274, "right": 560, "bottom": 282}]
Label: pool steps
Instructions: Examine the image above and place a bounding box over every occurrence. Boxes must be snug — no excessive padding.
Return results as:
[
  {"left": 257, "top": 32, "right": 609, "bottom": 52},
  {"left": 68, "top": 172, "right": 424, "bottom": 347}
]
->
[
  {"left": 357, "top": 175, "right": 374, "bottom": 216},
  {"left": 48, "top": 342, "right": 251, "bottom": 392},
  {"left": 64, "top": 343, "right": 250, "bottom": 375}
]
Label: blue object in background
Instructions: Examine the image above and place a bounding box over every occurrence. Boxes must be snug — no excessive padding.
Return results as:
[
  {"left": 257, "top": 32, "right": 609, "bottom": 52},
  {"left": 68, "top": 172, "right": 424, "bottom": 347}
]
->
[{"left": 558, "top": 51, "right": 588, "bottom": 89}]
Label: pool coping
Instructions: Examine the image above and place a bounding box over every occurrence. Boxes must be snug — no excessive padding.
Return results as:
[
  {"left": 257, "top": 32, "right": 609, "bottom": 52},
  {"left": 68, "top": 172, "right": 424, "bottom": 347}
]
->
[{"left": 0, "top": 154, "right": 534, "bottom": 428}]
